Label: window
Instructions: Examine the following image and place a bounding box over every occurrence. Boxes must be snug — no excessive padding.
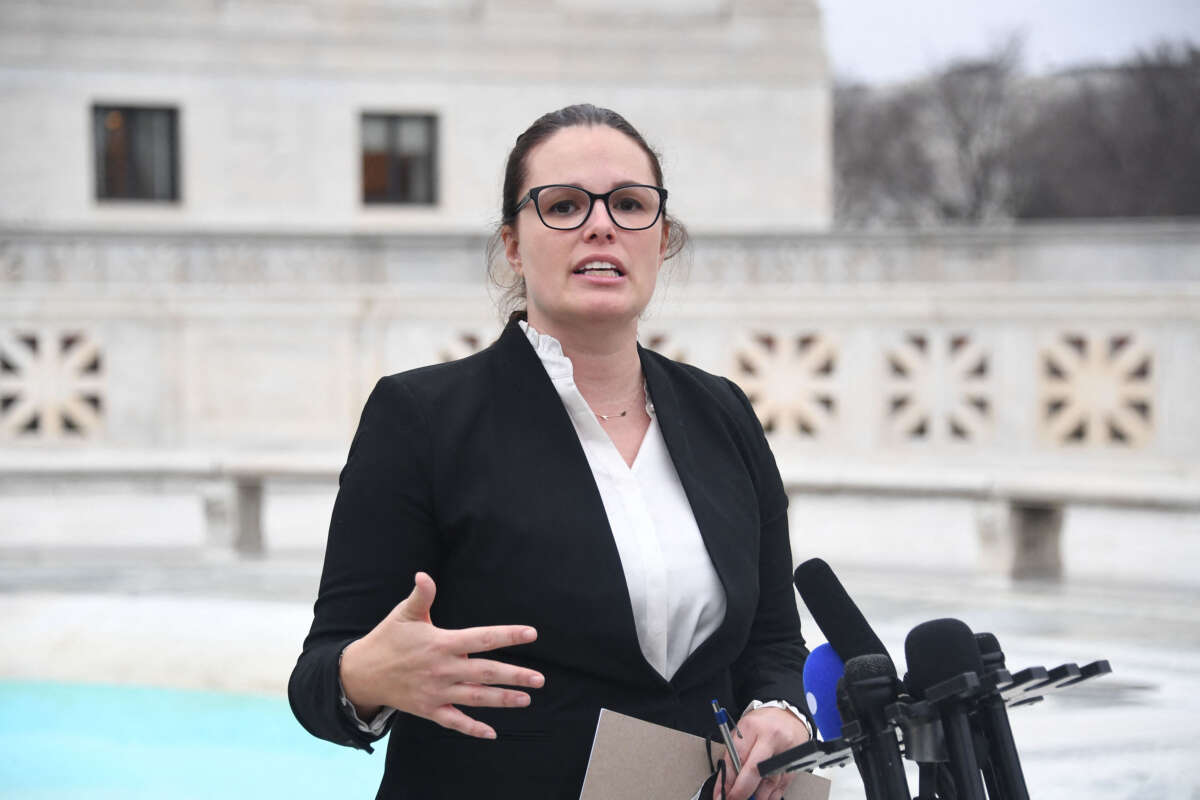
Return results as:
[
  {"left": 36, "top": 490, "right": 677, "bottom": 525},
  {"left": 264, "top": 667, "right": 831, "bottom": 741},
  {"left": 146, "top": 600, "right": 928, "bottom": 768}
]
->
[
  {"left": 92, "top": 105, "right": 179, "bottom": 202},
  {"left": 361, "top": 113, "right": 437, "bottom": 205}
]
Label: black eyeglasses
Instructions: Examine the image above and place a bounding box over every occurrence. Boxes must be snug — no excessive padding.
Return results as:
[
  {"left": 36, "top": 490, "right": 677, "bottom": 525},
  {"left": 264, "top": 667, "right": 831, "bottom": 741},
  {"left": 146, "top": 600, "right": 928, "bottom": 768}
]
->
[{"left": 515, "top": 184, "right": 668, "bottom": 231}]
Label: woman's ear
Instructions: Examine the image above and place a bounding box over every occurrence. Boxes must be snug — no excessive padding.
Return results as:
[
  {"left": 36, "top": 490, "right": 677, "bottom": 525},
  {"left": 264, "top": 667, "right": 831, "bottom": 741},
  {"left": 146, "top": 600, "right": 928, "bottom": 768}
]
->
[
  {"left": 501, "top": 225, "right": 522, "bottom": 275},
  {"left": 659, "top": 219, "right": 671, "bottom": 264}
]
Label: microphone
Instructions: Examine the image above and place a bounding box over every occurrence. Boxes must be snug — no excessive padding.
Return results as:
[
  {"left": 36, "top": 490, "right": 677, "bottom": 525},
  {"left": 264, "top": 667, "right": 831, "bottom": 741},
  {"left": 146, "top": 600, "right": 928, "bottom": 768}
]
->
[
  {"left": 793, "top": 558, "right": 890, "bottom": 664},
  {"left": 792, "top": 559, "right": 909, "bottom": 799},
  {"left": 904, "top": 619, "right": 989, "bottom": 800},
  {"left": 803, "top": 643, "right": 845, "bottom": 741},
  {"left": 839, "top": 654, "right": 911, "bottom": 800},
  {"left": 973, "top": 632, "right": 1031, "bottom": 800}
]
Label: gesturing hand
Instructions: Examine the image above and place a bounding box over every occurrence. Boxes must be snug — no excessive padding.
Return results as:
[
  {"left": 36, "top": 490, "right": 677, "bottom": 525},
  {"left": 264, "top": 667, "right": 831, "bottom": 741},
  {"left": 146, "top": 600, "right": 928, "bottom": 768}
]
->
[
  {"left": 719, "top": 707, "right": 811, "bottom": 800},
  {"left": 339, "top": 571, "right": 544, "bottom": 739}
]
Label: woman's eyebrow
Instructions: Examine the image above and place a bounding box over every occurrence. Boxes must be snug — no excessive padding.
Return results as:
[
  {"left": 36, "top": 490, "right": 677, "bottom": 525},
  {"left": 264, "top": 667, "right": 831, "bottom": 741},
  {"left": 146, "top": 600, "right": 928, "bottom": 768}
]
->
[{"left": 554, "top": 178, "right": 650, "bottom": 191}]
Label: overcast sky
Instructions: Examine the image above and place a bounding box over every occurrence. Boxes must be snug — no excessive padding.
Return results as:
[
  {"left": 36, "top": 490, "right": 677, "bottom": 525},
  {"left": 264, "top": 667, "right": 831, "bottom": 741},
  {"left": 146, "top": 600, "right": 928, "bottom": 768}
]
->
[{"left": 822, "top": 0, "right": 1200, "bottom": 84}]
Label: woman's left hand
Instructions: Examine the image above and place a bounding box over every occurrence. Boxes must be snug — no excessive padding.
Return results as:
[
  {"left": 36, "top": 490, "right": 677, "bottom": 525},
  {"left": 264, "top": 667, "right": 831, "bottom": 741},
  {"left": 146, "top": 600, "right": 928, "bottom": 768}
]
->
[{"left": 719, "top": 706, "right": 811, "bottom": 800}]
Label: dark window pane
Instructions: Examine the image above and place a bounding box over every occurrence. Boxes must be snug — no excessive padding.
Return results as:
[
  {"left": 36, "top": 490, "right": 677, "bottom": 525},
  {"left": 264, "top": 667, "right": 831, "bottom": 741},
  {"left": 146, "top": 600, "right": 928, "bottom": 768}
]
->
[
  {"left": 361, "top": 113, "right": 437, "bottom": 205},
  {"left": 93, "top": 105, "right": 179, "bottom": 202}
]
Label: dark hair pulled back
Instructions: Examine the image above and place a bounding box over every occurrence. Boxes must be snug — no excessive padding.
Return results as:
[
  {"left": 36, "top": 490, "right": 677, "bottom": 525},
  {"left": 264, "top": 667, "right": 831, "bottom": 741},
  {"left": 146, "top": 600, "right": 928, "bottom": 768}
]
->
[{"left": 486, "top": 104, "right": 690, "bottom": 323}]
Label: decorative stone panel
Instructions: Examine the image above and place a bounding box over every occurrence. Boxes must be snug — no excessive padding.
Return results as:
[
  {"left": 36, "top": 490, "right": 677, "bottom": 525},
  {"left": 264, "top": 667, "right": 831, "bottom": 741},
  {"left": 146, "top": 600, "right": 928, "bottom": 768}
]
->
[
  {"left": 732, "top": 331, "right": 839, "bottom": 438},
  {"left": 0, "top": 328, "right": 104, "bottom": 440},
  {"left": 882, "top": 330, "right": 994, "bottom": 444},
  {"left": 1039, "top": 331, "right": 1154, "bottom": 447}
]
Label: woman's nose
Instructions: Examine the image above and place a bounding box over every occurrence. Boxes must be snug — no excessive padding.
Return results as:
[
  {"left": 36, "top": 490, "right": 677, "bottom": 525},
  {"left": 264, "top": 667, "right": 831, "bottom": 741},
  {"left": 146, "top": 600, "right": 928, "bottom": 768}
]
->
[{"left": 581, "top": 198, "right": 616, "bottom": 241}]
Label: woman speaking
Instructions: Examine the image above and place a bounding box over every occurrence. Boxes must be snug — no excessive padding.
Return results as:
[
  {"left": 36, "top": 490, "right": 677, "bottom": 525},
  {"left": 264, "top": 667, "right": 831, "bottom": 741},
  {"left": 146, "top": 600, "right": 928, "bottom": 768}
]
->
[{"left": 289, "top": 104, "right": 813, "bottom": 799}]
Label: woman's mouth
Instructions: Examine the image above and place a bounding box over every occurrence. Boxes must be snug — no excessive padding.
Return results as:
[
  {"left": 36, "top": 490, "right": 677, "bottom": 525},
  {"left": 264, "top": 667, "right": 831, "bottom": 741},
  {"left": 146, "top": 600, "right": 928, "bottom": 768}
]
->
[{"left": 573, "top": 261, "right": 625, "bottom": 278}]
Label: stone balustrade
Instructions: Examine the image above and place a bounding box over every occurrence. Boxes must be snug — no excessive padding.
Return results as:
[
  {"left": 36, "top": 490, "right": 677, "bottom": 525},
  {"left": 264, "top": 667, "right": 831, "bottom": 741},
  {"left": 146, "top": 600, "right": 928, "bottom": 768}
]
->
[{"left": 2, "top": 221, "right": 1198, "bottom": 576}]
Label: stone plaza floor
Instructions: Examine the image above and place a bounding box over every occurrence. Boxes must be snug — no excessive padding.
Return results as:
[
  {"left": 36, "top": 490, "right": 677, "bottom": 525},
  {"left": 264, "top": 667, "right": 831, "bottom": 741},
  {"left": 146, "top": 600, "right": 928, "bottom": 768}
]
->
[{"left": 1, "top": 551, "right": 1198, "bottom": 799}]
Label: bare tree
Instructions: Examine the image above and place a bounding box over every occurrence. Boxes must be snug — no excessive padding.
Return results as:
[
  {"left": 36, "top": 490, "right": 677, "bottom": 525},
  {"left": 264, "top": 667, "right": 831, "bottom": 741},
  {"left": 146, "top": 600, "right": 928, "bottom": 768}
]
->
[
  {"left": 832, "top": 37, "right": 1023, "bottom": 227},
  {"left": 926, "top": 37, "right": 1023, "bottom": 221},
  {"left": 833, "top": 37, "right": 1199, "bottom": 226},
  {"left": 1010, "top": 42, "right": 1200, "bottom": 218},
  {"left": 834, "top": 81, "right": 936, "bottom": 226}
]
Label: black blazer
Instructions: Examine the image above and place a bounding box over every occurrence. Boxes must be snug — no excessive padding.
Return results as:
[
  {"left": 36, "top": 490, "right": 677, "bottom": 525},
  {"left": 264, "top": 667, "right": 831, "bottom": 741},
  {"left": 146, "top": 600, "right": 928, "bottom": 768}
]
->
[{"left": 289, "top": 320, "right": 810, "bottom": 798}]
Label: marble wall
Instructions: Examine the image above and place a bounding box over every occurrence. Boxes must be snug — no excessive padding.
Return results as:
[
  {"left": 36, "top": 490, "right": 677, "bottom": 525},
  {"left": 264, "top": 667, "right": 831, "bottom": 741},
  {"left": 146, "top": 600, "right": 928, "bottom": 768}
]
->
[{"left": 0, "top": 0, "right": 831, "bottom": 232}]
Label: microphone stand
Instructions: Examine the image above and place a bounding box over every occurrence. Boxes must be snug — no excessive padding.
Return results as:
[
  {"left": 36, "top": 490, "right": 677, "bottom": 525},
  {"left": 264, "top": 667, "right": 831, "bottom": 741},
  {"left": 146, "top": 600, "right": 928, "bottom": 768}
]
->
[{"left": 840, "top": 664, "right": 912, "bottom": 800}]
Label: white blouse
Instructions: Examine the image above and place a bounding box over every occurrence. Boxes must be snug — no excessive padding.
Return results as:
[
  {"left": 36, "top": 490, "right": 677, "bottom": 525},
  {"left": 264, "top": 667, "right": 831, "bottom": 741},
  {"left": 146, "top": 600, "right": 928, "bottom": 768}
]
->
[{"left": 520, "top": 320, "right": 726, "bottom": 681}]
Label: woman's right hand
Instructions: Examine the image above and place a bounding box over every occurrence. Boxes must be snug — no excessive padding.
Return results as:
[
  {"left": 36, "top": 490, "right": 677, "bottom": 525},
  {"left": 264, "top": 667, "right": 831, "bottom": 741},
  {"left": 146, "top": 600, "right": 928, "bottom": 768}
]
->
[{"left": 339, "top": 571, "right": 544, "bottom": 740}]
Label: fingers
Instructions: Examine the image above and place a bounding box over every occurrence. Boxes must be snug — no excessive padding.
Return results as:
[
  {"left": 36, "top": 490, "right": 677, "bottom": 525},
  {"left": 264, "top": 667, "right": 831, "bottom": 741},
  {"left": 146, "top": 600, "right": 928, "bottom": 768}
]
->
[
  {"left": 726, "top": 738, "right": 775, "bottom": 800},
  {"left": 392, "top": 571, "right": 437, "bottom": 623},
  {"left": 371, "top": 575, "right": 546, "bottom": 738},
  {"left": 445, "top": 681, "right": 532, "bottom": 709},
  {"left": 716, "top": 755, "right": 746, "bottom": 800},
  {"left": 428, "top": 704, "right": 497, "bottom": 740},
  {"left": 445, "top": 623, "right": 538, "bottom": 655},
  {"left": 459, "top": 657, "right": 545, "bottom": 690}
]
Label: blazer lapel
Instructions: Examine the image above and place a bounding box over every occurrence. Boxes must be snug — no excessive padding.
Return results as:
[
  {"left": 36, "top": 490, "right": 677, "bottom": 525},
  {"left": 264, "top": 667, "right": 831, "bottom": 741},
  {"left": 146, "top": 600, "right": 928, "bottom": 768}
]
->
[
  {"left": 639, "top": 347, "right": 758, "bottom": 688},
  {"left": 487, "top": 322, "right": 665, "bottom": 685}
]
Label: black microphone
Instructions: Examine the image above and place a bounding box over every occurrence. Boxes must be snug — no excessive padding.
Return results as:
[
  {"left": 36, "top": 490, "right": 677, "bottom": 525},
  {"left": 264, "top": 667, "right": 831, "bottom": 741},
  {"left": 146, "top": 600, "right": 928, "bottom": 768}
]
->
[
  {"left": 973, "top": 632, "right": 1031, "bottom": 800},
  {"left": 839, "top": 654, "right": 912, "bottom": 800},
  {"left": 794, "top": 558, "right": 890, "bottom": 664},
  {"left": 905, "top": 619, "right": 989, "bottom": 800},
  {"left": 793, "top": 559, "right": 909, "bottom": 800}
]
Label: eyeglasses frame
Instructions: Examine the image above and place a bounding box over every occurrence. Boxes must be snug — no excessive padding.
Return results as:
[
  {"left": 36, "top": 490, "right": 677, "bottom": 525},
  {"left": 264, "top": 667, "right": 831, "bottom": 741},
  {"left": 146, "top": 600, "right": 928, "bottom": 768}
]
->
[{"left": 514, "top": 183, "right": 669, "bottom": 231}]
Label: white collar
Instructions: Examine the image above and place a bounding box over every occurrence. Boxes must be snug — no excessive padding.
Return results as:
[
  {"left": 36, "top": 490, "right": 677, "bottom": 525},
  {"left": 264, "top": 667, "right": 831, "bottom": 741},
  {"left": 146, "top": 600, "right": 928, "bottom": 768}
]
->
[{"left": 518, "top": 320, "right": 654, "bottom": 415}]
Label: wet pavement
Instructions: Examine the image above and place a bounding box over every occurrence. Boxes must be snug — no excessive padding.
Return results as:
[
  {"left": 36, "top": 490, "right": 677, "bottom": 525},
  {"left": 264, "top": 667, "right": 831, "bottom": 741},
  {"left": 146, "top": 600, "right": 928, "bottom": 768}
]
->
[{"left": 2, "top": 552, "right": 1198, "bottom": 799}]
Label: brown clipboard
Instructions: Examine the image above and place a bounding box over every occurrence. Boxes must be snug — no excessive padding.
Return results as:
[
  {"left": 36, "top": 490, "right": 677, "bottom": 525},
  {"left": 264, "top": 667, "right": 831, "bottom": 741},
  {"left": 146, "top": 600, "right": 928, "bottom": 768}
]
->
[{"left": 578, "top": 708, "right": 832, "bottom": 800}]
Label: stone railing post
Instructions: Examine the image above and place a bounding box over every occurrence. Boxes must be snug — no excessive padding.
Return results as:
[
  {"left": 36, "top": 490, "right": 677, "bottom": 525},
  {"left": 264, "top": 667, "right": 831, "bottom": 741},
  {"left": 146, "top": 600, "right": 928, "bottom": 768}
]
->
[
  {"left": 233, "top": 477, "right": 265, "bottom": 557},
  {"left": 976, "top": 499, "right": 1064, "bottom": 580}
]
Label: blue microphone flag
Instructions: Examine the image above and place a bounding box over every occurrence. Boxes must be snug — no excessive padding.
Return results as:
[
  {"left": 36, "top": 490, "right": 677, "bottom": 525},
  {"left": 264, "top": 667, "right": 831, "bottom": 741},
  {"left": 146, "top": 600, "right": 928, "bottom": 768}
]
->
[{"left": 803, "top": 642, "right": 845, "bottom": 741}]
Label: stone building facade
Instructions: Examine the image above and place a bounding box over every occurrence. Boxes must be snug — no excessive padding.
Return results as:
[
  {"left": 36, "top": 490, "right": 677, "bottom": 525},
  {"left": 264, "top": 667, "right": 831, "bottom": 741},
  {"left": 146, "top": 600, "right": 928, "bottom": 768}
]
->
[
  {"left": 0, "top": 0, "right": 832, "bottom": 232},
  {"left": 2, "top": 1, "right": 1197, "bottom": 583}
]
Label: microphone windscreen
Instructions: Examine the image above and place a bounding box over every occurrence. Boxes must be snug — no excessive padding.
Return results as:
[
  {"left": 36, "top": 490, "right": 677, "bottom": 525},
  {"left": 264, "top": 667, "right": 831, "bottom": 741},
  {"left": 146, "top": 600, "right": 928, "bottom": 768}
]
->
[
  {"left": 794, "top": 558, "right": 891, "bottom": 664},
  {"left": 839, "top": 655, "right": 899, "bottom": 728},
  {"left": 803, "top": 643, "right": 845, "bottom": 740},
  {"left": 904, "top": 618, "right": 984, "bottom": 699},
  {"left": 975, "top": 631, "right": 1007, "bottom": 673},
  {"left": 844, "top": 652, "right": 897, "bottom": 682}
]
